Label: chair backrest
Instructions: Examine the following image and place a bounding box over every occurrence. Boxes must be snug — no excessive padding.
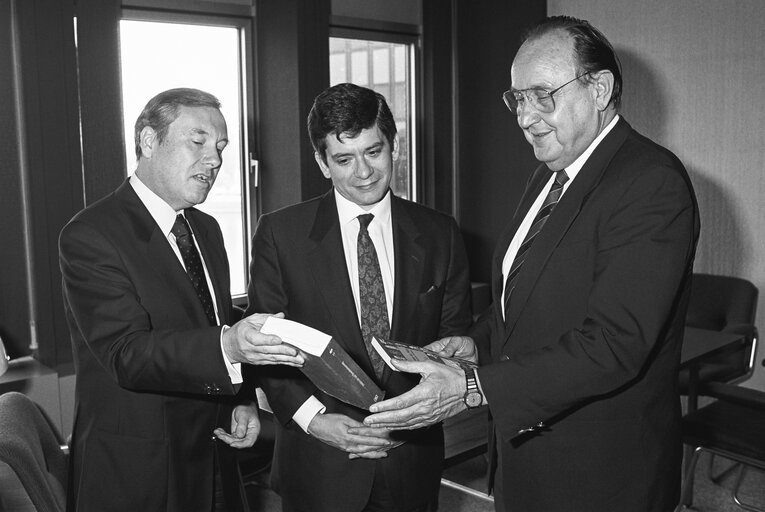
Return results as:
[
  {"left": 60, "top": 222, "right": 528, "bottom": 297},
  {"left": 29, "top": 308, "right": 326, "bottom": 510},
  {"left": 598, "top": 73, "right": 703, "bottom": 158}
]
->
[
  {"left": 0, "top": 392, "right": 68, "bottom": 512},
  {"left": 685, "top": 273, "right": 759, "bottom": 382}
]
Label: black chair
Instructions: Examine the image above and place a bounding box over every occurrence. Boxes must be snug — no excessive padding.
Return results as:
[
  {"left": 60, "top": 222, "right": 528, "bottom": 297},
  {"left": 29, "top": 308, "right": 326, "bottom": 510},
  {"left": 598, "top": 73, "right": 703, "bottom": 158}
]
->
[
  {"left": 680, "top": 273, "right": 759, "bottom": 394},
  {"left": 0, "top": 392, "right": 69, "bottom": 512},
  {"left": 678, "top": 376, "right": 765, "bottom": 511}
]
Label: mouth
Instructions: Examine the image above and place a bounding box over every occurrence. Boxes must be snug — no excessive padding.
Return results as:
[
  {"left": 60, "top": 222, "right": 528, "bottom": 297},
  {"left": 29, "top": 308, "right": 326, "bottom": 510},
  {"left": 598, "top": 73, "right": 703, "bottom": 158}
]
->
[
  {"left": 355, "top": 180, "right": 379, "bottom": 191},
  {"left": 193, "top": 174, "right": 212, "bottom": 185},
  {"left": 529, "top": 129, "right": 552, "bottom": 140}
]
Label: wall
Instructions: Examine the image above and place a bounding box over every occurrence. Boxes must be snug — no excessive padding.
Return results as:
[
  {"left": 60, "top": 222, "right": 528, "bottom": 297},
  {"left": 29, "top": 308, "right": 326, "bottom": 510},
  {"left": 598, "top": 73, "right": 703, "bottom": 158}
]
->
[
  {"left": 456, "top": 1, "right": 546, "bottom": 283},
  {"left": 548, "top": 0, "right": 765, "bottom": 390}
]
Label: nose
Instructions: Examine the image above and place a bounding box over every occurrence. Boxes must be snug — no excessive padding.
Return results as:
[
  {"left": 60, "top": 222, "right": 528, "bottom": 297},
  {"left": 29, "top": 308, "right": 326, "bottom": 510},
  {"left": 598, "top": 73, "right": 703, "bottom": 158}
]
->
[
  {"left": 516, "top": 100, "right": 541, "bottom": 130},
  {"left": 203, "top": 149, "right": 222, "bottom": 169},
  {"left": 355, "top": 158, "right": 374, "bottom": 180}
]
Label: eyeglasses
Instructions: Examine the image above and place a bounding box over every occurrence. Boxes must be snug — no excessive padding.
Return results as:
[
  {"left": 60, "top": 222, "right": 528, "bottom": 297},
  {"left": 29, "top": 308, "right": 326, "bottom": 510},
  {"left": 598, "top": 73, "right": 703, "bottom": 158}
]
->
[{"left": 502, "top": 72, "right": 590, "bottom": 114}]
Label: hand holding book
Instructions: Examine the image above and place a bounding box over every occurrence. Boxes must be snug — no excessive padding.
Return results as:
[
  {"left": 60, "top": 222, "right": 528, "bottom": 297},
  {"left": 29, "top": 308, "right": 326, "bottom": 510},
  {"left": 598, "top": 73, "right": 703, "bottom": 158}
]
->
[{"left": 371, "top": 336, "right": 478, "bottom": 372}]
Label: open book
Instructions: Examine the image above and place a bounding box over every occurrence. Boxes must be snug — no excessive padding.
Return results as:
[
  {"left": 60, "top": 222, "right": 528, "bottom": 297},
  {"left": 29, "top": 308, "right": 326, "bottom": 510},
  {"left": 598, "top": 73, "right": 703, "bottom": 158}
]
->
[
  {"left": 371, "top": 337, "right": 478, "bottom": 372},
  {"left": 260, "top": 317, "right": 384, "bottom": 409}
]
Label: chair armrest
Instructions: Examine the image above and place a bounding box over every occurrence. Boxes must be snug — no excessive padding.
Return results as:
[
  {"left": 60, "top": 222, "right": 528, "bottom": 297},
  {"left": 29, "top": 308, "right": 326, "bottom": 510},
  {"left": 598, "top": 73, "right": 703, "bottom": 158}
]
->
[{"left": 700, "top": 381, "right": 765, "bottom": 410}]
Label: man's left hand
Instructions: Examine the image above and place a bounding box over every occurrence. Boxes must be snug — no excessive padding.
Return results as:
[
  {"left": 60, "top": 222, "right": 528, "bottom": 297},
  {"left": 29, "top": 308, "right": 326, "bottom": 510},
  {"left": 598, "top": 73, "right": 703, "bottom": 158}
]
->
[
  {"left": 214, "top": 402, "right": 260, "bottom": 449},
  {"left": 363, "top": 359, "right": 467, "bottom": 430}
]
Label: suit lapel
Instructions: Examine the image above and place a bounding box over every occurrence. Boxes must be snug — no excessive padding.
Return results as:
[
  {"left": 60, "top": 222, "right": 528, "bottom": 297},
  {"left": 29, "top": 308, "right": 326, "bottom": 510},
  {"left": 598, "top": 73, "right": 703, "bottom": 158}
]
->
[
  {"left": 490, "top": 168, "right": 550, "bottom": 335},
  {"left": 115, "top": 182, "right": 220, "bottom": 327},
  {"left": 500, "top": 118, "right": 633, "bottom": 348},
  {"left": 187, "top": 209, "right": 231, "bottom": 325},
  {"left": 389, "top": 195, "right": 427, "bottom": 341},
  {"left": 306, "top": 192, "right": 373, "bottom": 369}
]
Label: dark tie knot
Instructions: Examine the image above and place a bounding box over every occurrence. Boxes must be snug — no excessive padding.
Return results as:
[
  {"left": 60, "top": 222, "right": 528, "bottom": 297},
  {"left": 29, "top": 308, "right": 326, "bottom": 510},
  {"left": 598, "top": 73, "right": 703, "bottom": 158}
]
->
[
  {"left": 171, "top": 214, "right": 191, "bottom": 240},
  {"left": 358, "top": 213, "right": 374, "bottom": 231}
]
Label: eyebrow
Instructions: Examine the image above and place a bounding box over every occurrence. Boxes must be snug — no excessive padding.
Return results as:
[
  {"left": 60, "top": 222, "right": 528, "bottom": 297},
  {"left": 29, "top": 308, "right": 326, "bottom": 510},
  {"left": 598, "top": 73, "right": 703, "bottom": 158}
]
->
[{"left": 330, "top": 141, "right": 384, "bottom": 160}]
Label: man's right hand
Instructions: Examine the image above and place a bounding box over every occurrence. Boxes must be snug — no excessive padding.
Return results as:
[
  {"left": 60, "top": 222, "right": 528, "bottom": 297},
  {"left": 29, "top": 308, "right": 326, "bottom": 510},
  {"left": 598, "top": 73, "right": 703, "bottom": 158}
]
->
[
  {"left": 222, "top": 312, "right": 304, "bottom": 366},
  {"left": 308, "top": 413, "right": 398, "bottom": 459}
]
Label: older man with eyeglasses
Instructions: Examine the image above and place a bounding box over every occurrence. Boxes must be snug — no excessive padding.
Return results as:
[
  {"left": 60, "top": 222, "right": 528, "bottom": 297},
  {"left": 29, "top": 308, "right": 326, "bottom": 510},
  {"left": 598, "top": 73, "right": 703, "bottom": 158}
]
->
[{"left": 364, "top": 15, "right": 700, "bottom": 512}]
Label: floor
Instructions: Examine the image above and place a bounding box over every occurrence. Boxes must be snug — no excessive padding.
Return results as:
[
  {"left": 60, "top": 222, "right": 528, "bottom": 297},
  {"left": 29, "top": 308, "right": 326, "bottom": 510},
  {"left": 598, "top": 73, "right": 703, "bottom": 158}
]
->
[{"left": 244, "top": 450, "right": 765, "bottom": 512}]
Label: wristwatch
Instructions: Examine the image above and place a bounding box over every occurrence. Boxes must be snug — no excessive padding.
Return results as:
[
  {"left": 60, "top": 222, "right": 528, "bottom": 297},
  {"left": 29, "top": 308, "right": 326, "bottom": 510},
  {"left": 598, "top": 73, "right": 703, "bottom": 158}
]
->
[{"left": 463, "top": 368, "right": 483, "bottom": 409}]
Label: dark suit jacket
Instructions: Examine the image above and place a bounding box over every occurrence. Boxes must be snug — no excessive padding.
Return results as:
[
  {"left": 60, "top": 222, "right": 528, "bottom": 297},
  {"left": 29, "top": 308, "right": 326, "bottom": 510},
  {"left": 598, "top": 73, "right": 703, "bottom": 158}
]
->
[
  {"left": 59, "top": 181, "right": 250, "bottom": 512},
  {"left": 473, "top": 118, "right": 700, "bottom": 512},
  {"left": 245, "top": 190, "right": 472, "bottom": 512}
]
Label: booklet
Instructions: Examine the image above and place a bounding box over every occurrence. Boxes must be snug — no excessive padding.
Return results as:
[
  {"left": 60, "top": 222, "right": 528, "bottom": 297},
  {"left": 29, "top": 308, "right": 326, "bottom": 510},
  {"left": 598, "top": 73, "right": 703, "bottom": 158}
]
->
[
  {"left": 371, "top": 337, "right": 478, "bottom": 372},
  {"left": 260, "top": 317, "right": 385, "bottom": 409}
]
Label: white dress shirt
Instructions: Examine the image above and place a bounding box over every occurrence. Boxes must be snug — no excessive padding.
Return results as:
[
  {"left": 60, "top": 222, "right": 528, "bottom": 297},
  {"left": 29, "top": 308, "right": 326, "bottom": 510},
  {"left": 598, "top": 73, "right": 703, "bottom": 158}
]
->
[
  {"left": 501, "top": 115, "right": 620, "bottom": 319},
  {"left": 129, "top": 174, "right": 242, "bottom": 383},
  {"left": 292, "top": 189, "right": 396, "bottom": 432}
]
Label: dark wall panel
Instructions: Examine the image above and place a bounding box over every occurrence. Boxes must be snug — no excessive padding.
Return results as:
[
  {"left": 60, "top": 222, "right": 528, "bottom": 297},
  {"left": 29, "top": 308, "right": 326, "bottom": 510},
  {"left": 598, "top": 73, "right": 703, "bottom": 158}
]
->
[{"left": 456, "top": 1, "right": 545, "bottom": 283}]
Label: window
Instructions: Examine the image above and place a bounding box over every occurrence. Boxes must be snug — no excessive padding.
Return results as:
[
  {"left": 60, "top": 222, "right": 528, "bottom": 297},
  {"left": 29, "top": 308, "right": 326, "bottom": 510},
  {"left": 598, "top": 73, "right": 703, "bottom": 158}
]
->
[
  {"left": 119, "top": 15, "right": 253, "bottom": 295},
  {"left": 329, "top": 35, "right": 417, "bottom": 201}
]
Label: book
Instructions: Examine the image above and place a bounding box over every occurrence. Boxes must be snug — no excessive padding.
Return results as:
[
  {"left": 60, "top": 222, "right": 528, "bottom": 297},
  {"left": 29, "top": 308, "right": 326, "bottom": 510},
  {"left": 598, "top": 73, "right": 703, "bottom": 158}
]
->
[
  {"left": 260, "top": 317, "right": 385, "bottom": 409},
  {"left": 371, "top": 337, "right": 478, "bottom": 372}
]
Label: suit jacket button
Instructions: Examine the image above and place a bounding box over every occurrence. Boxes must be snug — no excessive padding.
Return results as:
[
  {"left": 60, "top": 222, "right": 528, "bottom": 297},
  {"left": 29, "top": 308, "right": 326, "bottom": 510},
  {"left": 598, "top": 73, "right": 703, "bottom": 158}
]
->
[{"left": 501, "top": 354, "right": 510, "bottom": 361}]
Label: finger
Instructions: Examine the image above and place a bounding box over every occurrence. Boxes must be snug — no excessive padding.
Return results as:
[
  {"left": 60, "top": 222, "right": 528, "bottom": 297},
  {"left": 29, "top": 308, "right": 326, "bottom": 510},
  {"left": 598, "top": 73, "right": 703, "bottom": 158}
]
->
[
  {"left": 349, "top": 450, "right": 388, "bottom": 460},
  {"left": 345, "top": 426, "right": 392, "bottom": 438},
  {"left": 389, "top": 358, "right": 431, "bottom": 375},
  {"left": 214, "top": 429, "right": 239, "bottom": 445},
  {"left": 367, "top": 392, "right": 420, "bottom": 414},
  {"left": 364, "top": 404, "right": 423, "bottom": 425}
]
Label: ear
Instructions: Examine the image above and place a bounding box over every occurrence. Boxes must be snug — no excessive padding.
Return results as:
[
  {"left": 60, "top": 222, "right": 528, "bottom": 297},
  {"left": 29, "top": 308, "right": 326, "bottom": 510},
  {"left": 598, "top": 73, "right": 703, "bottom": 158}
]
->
[
  {"left": 590, "top": 70, "right": 615, "bottom": 111},
  {"left": 314, "top": 151, "right": 331, "bottom": 179},
  {"left": 139, "top": 126, "right": 157, "bottom": 158},
  {"left": 391, "top": 134, "right": 400, "bottom": 162}
]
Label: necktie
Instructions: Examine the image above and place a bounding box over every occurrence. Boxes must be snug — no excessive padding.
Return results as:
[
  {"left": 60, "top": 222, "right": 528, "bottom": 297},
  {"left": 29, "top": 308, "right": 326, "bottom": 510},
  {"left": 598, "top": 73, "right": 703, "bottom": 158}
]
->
[
  {"left": 503, "top": 170, "right": 569, "bottom": 321},
  {"left": 357, "top": 213, "right": 389, "bottom": 379},
  {"left": 171, "top": 214, "right": 217, "bottom": 326}
]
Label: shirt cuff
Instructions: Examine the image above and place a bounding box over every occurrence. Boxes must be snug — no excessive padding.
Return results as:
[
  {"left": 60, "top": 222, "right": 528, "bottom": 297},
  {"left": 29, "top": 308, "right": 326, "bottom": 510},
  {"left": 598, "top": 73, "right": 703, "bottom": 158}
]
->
[
  {"left": 293, "top": 396, "right": 326, "bottom": 433},
  {"left": 220, "top": 325, "right": 243, "bottom": 384}
]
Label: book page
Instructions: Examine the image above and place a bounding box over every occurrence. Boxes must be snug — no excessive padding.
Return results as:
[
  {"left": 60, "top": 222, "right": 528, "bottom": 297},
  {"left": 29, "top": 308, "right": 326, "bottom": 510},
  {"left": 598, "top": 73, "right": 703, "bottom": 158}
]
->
[{"left": 260, "top": 317, "right": 331, "bottom": 357}]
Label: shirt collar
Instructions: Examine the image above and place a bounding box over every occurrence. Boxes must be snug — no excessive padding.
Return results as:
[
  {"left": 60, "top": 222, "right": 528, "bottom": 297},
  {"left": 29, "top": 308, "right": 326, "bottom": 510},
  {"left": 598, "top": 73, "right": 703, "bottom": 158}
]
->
[
  {"left": 129, "top": 173, "right": 182, "bottom": 237},
  {"left": 334, "top": 188, "right": 392, "bottom": 228},
  {"left": 563, "top": 114, "right": 620, "bottom": 180}
]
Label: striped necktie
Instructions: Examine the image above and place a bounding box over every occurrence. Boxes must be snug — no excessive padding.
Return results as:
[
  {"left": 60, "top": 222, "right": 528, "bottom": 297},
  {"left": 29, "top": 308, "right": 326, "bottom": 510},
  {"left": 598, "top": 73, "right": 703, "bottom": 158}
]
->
[{"left": 503, "top": 170, "right": 569, "bottom": 321}]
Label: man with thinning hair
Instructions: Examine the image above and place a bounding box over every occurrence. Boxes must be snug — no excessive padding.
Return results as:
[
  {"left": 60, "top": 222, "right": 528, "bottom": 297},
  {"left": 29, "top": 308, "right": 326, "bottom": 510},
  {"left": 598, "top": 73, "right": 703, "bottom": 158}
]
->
[
  {"left": 364, "top": 16, "right": 700, "bottom": 512},
  {"left": 60, "top": 88, "right": 303, "bottom": 511}
]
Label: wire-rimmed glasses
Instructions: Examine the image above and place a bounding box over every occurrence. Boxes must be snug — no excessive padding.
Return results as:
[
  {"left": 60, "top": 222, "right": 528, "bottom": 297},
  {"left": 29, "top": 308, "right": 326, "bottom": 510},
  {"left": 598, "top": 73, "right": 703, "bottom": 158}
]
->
[{"left": 502, "top": 72, "right": 590, "bottom": 114}]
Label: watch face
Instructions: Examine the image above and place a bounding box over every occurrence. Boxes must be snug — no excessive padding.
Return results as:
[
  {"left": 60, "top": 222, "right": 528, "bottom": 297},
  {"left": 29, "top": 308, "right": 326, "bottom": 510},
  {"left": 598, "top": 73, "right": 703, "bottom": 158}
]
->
[{"left": 465, "top": 391, "right": 482, "bottom": 408}]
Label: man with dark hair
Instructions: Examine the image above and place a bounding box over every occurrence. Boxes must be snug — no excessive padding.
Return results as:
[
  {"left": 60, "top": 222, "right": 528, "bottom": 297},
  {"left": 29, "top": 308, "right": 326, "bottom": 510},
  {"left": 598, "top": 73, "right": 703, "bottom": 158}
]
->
[
  {"left": 245, "top": 82, "right": 472, "bottom": 512},
  {"left": 364, "top": 16, "right": 699, "bottom": 512},
  {"left": 60, "top": 87, "right": 304, "bottom": 511}
]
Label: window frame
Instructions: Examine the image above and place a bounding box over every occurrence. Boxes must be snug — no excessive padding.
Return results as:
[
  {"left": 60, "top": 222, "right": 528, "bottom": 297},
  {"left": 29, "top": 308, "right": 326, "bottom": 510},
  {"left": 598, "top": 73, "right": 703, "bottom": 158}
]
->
[
  {"left": 120, "top": 8, "right": 257, "bottom": 299},
  {"left": 329, "top": 18, "right": 422, "bottom": 202}
]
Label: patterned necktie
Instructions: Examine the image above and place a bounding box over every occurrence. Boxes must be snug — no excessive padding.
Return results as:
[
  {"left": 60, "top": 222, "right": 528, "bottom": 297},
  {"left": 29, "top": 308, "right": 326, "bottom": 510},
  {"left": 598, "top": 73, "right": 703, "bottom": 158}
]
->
[
  {"left": 503, "top": 170, "right": 569, "bottom": 321},
  {"left": 357, "top": 213, "right": 389, "bottom": 379},
  {"left": 171, "top": 214, "right": 217, "bottom": 326}
]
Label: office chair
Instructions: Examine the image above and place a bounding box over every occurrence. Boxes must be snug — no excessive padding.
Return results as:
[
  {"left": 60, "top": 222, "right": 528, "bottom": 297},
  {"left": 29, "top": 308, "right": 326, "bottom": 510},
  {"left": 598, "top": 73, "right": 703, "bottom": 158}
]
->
[
  {"left": 0, "top": 392, "right": 68, "bottom": 512},
  {"left": 678, "top": 377, "right": 765, "bottom": 511},
  {"left": 680, "top": 273, "right": 759, "bottom": 394}
]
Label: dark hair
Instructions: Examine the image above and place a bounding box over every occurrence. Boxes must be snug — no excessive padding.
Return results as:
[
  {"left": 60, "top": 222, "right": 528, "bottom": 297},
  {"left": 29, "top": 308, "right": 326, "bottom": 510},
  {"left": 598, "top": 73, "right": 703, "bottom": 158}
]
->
[
  {"left": 524, "top": 16, "right": 623, "bottom": 110},
  {"left": 134, "top": 88, "right": 221, "bottom": 160},
  {"left": 307, "top": 83, "right": 396, "bottom": 163}
]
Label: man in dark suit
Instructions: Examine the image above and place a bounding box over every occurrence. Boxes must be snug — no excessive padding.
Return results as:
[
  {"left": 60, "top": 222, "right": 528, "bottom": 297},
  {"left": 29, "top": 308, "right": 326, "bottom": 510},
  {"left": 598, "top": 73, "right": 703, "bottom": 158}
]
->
[
  {"left": 364, "top": 16, "right": 700, "bottom": 512},
  {"left": 59, "top": 88, "right": 303, "bottom": 512},
  {"left": 245, "top": 83, "right": 472, "bottom": 512}
]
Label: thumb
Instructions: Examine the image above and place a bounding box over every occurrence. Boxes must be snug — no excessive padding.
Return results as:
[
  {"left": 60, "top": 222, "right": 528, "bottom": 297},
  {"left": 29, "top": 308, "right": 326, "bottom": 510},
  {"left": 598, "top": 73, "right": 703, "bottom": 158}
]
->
[{"left": 390, "top": 358, "right": 431, "bottom": 375}]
